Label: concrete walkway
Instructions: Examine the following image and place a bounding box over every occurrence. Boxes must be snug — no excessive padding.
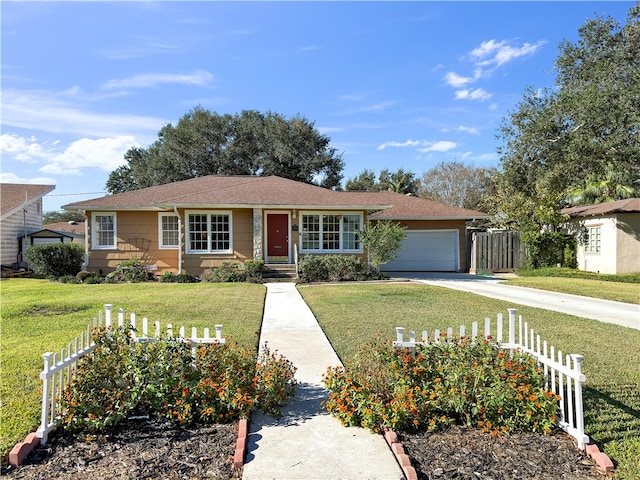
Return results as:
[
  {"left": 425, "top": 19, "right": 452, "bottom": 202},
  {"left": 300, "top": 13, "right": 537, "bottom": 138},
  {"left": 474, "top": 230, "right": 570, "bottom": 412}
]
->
[
  {"left": 388, "top": 273, "right": 639, "bottom": 330},
  {"left": 242, "top": 283, "right": 404, "bottom": 480}
]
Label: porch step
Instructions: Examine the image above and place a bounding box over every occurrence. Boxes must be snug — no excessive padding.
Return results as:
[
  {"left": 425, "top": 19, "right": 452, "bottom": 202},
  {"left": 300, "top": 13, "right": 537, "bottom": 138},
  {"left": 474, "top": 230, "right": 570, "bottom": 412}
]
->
[{"left": 262, "top": 264, "right": 298, "bottom": 282}]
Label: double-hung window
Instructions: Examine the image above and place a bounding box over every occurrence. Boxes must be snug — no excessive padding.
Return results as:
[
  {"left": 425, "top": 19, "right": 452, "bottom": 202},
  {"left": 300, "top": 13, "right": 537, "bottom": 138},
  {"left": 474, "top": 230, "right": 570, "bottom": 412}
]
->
[
  {"left": 585, "top": 226, "right": 601, "bottom": 254},
  {"left": 92, "top": 212, "right": 117, "bottom": 249},
  {"left": 159, "top": 213, "right": 180, "bottom": 249},
  {"left": 300, "top": 213, "right": 362, "bottom": 253},
  {"left": 186, "top": 211, "right": 232, "bottom": 253}
]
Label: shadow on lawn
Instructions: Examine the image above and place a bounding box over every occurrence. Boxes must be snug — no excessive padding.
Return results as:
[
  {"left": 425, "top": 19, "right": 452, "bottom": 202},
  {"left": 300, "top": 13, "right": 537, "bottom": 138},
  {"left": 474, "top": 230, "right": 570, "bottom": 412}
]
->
[{"left": 583, "top": 383, "right": 640, "bottom": 445}]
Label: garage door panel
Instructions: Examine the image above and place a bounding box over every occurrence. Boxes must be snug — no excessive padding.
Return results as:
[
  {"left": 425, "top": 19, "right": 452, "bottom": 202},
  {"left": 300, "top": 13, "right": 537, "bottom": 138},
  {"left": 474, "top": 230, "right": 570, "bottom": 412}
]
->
[{"left": 381, "top": 230, "right": 458, "bottom": 272}]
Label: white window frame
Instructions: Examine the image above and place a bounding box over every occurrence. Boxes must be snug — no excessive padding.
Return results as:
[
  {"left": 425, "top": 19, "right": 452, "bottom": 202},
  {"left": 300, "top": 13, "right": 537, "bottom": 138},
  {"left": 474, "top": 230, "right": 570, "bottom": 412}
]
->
[
  {"left": 185, "top": 210, "right": 233, "bottom": 254},
  {"left": 300, "top": 212, "right": 363, "bottom": 254},
  {"left": 158, "top": 213, "right": 180, "bottom": 249},
  {"left": 585, "top": 225, "right": 601, "bottom": 254},
  {"left": 91, "top": 212, "right": 117, "bottom": 250}
]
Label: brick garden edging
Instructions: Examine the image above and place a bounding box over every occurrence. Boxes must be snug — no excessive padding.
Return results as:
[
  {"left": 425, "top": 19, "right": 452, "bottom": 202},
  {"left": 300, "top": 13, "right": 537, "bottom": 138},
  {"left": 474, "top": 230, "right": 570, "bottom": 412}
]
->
[
  {"left": 383, "top": 427, "right": 418, "bottom": 480},
  {"left": 8, "top": 419, "right": 251, "bottom": 471},
  {"left": 382, "top": 426, "right": 614, "bottom": 479}
]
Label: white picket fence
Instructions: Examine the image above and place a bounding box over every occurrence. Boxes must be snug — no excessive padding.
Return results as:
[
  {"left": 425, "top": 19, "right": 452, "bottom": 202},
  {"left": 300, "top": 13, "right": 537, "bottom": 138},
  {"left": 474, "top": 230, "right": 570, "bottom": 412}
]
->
[
  {"left": 37, "top": 304, "right": 225, "bottom": 445},
  {"left": 393, "top": 308, "right": 589, "bottom": 449}
]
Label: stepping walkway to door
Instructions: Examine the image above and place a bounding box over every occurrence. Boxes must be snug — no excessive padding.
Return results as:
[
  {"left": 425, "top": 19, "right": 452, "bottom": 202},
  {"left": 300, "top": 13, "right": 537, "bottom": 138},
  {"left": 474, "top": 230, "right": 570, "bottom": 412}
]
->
[{"left": 241, "top": 282, "right": 404, "bottom": 480}]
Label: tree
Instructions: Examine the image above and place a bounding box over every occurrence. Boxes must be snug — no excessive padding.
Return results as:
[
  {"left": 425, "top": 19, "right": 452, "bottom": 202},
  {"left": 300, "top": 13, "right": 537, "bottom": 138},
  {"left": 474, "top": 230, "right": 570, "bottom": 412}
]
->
[
  {"left": 345, "top": 169, "right": 377, "bottom": 191},
  {"left": 106, "top": 108, "right": 345, "bottom": 193},
  {"left": 419, "top": 161, "right": 497, "bottom": 210},
  {"left": 493, "top": 5, "right": 640, "bottom": 231},
  {"left": 569, "top": 162, "right": 638, "bottom": 204},
  {"left": 344, "top": 168, "right": 420, "bottom": 195},
  {"left": 43, "top": 211, "right": 85, "bottom": 224},
  {"left": 378, "top": 168, "right": 420, "bottom": 195},
  {"left": 358, "top": 221, "right": 407, "bottom": 272}
]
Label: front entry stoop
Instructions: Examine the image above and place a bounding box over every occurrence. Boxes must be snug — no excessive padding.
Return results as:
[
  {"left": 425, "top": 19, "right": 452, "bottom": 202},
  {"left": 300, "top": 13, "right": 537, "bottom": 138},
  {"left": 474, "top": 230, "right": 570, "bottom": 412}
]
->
[{"left": 262, "top": 264, "right": 297, "bottom": 282}]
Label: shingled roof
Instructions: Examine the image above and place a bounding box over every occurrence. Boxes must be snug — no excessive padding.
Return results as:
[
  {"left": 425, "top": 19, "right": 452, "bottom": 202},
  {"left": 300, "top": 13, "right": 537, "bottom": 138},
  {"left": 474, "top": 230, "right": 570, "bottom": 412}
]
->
[
  {"left": 562, "top": 198, "right": 640, "bottom": 218},
  {"left": 63, "top": 175, "right": 488, "bottom": 220},
  {"left": 1, "top": 183, "right": 55, "bottom": 220}
]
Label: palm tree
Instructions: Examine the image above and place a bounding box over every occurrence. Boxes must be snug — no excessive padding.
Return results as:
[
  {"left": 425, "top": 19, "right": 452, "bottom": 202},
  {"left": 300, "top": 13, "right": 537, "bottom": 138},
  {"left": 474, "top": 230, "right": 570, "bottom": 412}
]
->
[{"left": 569, "top": 163, "right": 638, "bottom": 205}]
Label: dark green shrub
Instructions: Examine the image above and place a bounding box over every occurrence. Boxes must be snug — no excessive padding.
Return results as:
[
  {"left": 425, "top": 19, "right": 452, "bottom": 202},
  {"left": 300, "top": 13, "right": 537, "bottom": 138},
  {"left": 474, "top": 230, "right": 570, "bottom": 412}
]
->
[
  {"left": 298, "top": 255, "right": 377, "bottom": 283},
  {"left": 297, "top": 255, "right": 329, "bottom": 282},
  {"left": 76, "top": 270, "right": 100, "bottom": 283},
  {"left": 244, "top": 260, "right": 264, "bottom": 282},
  {"left": 25, "top": 243, "right": 84, "bottom": 277},
  {"left": 161, "top": 272, "right": 199, "bottom": 283},
  {"left": 57, "top": 275, "right": 79, "bottom": 284},
  {"left": 105, "top": 259, "right": 152, "bottom": 283},
  {"left": 201, "top": 262, "right": 246, "bottom": 283},
  {"left": 522, "top": 232, "right": 575, "bottom": 269}
]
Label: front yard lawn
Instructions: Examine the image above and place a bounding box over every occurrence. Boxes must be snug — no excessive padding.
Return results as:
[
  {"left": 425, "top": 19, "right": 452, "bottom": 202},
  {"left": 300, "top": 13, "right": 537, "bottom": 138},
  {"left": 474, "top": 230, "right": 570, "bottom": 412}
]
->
[
  {"left": 0, "top": 279, "right": 265, "bottom": 459},
  {"left": 503, "top": 269, "right": 640, "bottom": 304},
  {"left": 299, "top": 282, "right": 640, "bottom": 479}
]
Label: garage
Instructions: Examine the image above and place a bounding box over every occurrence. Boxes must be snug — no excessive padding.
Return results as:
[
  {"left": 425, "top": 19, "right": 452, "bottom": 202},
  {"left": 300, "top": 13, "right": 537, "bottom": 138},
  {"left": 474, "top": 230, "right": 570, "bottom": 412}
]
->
[{"left": 381, "top": 230, "right": 459, "bottom": 272}]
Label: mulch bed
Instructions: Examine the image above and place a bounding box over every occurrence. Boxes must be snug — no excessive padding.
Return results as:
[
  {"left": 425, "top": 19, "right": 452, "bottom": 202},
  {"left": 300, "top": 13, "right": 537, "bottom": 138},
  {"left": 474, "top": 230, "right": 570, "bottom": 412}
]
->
[
  {"left": 400, "top": 426, "right": 610, "bottom": 480},
  {"left": 1, "top": 419, "right": 240, "bottom": 480},
  {"left": 3, "top": 422, "right": 610, "bottom": 480}
]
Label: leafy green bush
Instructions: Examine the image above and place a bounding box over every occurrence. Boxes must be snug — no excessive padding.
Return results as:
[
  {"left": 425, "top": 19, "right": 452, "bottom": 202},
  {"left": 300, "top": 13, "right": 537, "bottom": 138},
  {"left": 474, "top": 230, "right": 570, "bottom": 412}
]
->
[
  {"left": 522, "top": 231, "right": 575, "bottom": 269},
  {"left": 60, "top": 326, "right": 296, "bottom": 433},
  {"left": 298, "top": 255, "right": 329, "bottom": 282},
  {"left": 324, "top": 338, "right": 560, "bottom": 435},
  {"left": 105, "top": 259, "right": 152, "bottom": 283},
  {"left": 517, "top": 267, "right": 640, "bottom": 283},
  {"left": 25, "top": 243, "right": 84, "bottom": 277},
  {"left": 244, "top": 260, "right": 264, "bottom": 282},
  {"left": 298, "top": 255, "right": 378, "bottom": 283},
  {"left": 160, "top": 272, "right": 199, "bottom": 283},
  {"left": 201, "top": 262, "right": 246, "bottom": 283}
]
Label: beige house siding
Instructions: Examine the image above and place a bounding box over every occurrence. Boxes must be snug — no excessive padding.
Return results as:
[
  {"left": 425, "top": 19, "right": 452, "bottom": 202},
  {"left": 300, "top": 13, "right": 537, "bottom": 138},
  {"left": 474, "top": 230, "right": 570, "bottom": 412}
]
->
[
  {"left": 616, "top": 213, "right": 640, "bottom": 274},
  {"left": 1, "top": 199, "right": 44, "bottom": 265},
  {"left": 391, "top": 219, "right": 468, "bottom": 272},
  {"left": 182, "top": 208, "right": 253, "bottom": 274}
]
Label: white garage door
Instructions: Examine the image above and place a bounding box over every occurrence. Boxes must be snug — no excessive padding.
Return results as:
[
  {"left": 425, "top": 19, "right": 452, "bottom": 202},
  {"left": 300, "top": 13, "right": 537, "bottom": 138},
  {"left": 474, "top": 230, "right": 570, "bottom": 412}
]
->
[{"left": 381, "top": 230, "right": 459, "bottom": 272}]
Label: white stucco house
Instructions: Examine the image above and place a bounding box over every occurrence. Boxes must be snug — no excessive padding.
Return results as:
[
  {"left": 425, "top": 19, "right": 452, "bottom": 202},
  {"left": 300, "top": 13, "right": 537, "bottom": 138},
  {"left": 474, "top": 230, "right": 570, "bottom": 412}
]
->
[{"left": 562, "top": 198, "right": 640, "bottom": 275}]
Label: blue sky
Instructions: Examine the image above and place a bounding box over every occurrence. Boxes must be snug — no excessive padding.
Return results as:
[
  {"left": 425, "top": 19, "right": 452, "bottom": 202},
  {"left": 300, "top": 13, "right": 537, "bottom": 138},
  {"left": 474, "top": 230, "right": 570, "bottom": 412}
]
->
[{"left": 1, "top": 1, "right": 634, "bottom": 212}]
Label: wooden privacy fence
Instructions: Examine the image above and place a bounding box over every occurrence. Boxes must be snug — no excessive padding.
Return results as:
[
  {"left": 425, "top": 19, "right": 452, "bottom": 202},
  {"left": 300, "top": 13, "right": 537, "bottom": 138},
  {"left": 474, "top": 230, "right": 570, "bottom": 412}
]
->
[
  {"left": 37, "top": 304, "right": 225, "bottom": 445},
  {"left": 469, "top": 230, "right": 525, "bottom": 273},
  {"left": 393, "top": 308, "right": 589, "bottom": 450}
]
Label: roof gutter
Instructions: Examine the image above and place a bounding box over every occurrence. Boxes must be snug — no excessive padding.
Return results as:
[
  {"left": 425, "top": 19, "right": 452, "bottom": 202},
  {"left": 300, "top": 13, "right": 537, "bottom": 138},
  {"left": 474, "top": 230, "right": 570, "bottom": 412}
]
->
[{"left": 173, "top": 205, "right": 183, "bottom": 273}]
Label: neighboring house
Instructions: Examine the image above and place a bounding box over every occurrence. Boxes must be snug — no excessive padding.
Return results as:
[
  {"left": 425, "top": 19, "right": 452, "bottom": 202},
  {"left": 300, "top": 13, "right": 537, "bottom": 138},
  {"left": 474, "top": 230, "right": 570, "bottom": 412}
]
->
[
  {"left": 62, "top": 175, "right": 488, "bottom": 275},
  {"left": 19, "top": 221, "right": 86, "bottom": 247},
  {"left": 0, "top": 183, "right": 55, "bottom": 267},
  {"left": 562, "top": 198, "right": 640, "bottom": 274}
]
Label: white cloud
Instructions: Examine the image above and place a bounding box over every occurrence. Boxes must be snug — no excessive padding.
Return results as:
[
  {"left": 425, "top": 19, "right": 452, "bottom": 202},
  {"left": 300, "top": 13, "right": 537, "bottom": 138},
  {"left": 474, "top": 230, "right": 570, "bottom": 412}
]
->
[
  {"left": 41, "top": 136, "right": 139, "bottom": 175},
  {"left": 444, "top": 71, "right": 474, "bottom": 88},
  {"left": 103, "top": 70, "right": 213, "bottom": 89},
  {"left": 377, "top": 139, "right": 421, "bottom": 150},
  {"left": 456, "top": 125, "right": 479, "bottom": 134},
  {"left": 0, "top": 171, "right": 55, "bottom": 185},
  {"left": 455, "top": 88, "right": 492, "bottom": 101},
  {"left": 471, "top": 39, "right": 546, "bottom": 67},
  {"left": 0, "top": 134, "right": 50, "bottom": 162},
  {"left": 418, "top": 141, "right": 457, "bottom": 153},
  {"left": 1, "top": 89, "right": 164, "bottom": 139},
  {"left": 1, "top": 133, "right": 137, "bottom": 175}
]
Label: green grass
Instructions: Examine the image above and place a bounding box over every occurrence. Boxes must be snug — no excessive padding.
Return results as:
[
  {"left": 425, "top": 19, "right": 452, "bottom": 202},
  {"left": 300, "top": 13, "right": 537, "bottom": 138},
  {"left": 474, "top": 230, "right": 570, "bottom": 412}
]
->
[
  {"left": 0, "top": 279, "right": 266, "bottom": 459},
  {"left": 299, "top": 282, "right": 640, "bottom": 479},
  {"left": 503, "top": 268, "right": 640, "bottom": 304}
]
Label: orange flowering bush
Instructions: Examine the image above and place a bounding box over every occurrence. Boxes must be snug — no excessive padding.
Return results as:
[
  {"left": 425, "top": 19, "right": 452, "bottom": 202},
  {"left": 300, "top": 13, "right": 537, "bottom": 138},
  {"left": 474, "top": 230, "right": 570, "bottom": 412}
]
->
[
  {"left": 60, "top": 326, "right": 296, "bottom": 433},
  {"left": 323, "top": 337, "right": 560, "bottom": 436}
]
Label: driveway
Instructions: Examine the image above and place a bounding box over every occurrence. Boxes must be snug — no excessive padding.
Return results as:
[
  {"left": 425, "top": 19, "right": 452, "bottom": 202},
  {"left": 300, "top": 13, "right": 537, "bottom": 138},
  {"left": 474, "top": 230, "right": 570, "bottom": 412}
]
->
[{"left": 387, "top": 272, "right": 640, "bottom": 330}]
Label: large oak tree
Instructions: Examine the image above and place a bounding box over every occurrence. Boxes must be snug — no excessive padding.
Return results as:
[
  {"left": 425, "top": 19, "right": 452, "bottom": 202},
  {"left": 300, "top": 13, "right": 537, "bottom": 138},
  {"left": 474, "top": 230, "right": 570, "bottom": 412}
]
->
[
  {"left": 492, "top": 4, "right": 639, "bottom": 231},
  {"left": 106, "top": 108, "right": 345, "bottom": 193}
]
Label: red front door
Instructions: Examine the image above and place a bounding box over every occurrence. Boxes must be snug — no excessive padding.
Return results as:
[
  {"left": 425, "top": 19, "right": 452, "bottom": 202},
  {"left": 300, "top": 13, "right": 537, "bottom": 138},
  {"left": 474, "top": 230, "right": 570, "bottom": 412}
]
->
[{"left": 267, "top": 214, "right": 289, "bottom": 261}]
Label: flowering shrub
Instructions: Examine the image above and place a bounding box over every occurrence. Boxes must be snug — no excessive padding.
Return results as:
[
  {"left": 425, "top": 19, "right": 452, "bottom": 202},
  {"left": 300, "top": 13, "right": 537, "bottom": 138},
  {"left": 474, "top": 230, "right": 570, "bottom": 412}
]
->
[
  {"left": 323, "top": 337, "right": 560, "bottom": 436},
  {"left": 60, "top": 326, "right": 296, "bottom": 433}
]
